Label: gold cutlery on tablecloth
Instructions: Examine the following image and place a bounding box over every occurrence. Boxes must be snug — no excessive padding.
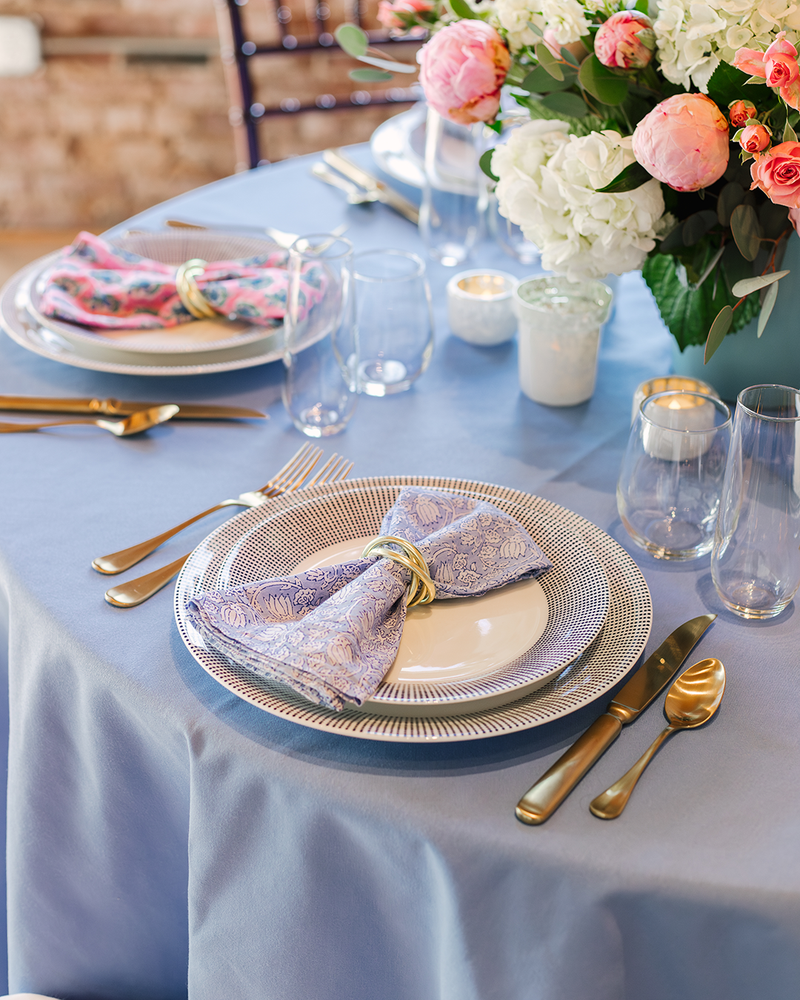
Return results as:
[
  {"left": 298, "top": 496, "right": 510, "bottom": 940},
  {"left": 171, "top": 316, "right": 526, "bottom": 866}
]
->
[
  {"left": 94, "top": 443, "right": 323, "bottom": 575},
  {"left": 0, "top": 395, "right": 266, "bottom": 420},
  {"left": 311, "top": 162, "right": 378, "bottom": 205},
  {"left": 321, "top": 150, "right": 420, "bottom": 225},
  {"left": 0, "top": 405, "right": 179, "bottom": 436},
  {"left": 515, "top": 614, "right": 717, "bottom": 825},
  {"left": 589, "top": 657, "right": 726, "bottom": 819},
  {"left": 101, "top": 449, "right": 353, "bottom": 608}
]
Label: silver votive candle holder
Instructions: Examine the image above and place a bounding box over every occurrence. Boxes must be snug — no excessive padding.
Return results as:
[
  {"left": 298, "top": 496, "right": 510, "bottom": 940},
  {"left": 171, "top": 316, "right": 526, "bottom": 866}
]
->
[{"left": 446, "top": 269, "right": 518, "bottom": 346}]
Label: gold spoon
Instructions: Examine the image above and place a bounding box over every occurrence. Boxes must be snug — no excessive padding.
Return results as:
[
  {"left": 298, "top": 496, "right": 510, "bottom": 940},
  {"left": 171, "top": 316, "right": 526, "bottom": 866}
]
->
[
  {"left": 0, "top": 404, "right": 179, "bottom": 436},
  {"left": 589, "top": 657, "right": 726, "bottom": 820}
]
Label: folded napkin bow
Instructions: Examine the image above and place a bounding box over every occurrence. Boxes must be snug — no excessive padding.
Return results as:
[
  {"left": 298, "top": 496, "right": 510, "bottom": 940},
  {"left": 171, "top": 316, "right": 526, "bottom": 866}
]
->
[
  {"left": 186, "top": 487, "right": 552, "bottom": 711},
  {"left": 37, "top": 231, "right": 324, "bottom": 331}
]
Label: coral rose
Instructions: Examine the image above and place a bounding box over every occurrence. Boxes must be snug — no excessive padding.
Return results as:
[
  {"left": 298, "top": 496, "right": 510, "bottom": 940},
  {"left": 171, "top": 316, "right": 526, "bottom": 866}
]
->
[
  {"left": 632, "top": 93, "right": 729, "bottom": 192},
  {"left": 417, "top": 21, "right": 510, "bottom": 125},
  {"left": 739, "top": 123, "right": 771, "bottom": 153},
  {"left": 594, "top": 11, "right": 655, "bottom": 70},
  {"left": 728, "top": 99, "right": 756, "bottom": 127},
  {"left": 733, "top": 33, "right": 800, "bottom": 109},
  {"left": 750, "top": 142, "right": 800, "bottom": 208}
]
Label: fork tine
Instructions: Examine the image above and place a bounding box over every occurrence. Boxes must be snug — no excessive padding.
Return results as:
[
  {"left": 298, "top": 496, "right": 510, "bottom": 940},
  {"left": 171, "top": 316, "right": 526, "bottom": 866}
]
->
[
  {"left": 305, "top": 452, "right": 340, "bottom": 488},
  {"left": 263, "top": 446, "right": 322, "bottom": 496}
]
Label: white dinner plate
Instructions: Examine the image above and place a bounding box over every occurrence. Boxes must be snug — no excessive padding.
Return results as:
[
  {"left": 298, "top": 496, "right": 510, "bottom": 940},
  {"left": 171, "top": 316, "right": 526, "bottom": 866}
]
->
[{"left": 175, "top": 477, "right": 652, "bottom": 743}]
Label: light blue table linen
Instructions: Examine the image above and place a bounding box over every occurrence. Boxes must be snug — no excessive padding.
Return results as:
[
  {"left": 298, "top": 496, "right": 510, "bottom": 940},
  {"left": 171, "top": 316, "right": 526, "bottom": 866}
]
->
[{"left": 0, "top": 144, "right": 798, "bottom": 1000}]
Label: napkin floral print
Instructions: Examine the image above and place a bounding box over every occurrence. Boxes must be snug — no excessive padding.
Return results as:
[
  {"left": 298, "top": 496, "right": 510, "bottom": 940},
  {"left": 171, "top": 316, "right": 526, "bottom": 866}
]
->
[
  {"left": 37, "top": 231, "right": 325, "bottom": 330},
  {"left": 186, "top": 487, "right": 552, "bottom": 711}
]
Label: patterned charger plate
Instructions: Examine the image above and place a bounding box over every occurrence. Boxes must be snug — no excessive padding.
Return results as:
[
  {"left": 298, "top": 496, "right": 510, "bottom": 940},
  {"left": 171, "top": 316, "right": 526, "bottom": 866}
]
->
[{"left": 175, "top": 477, "right": 652, "bottom": 743}]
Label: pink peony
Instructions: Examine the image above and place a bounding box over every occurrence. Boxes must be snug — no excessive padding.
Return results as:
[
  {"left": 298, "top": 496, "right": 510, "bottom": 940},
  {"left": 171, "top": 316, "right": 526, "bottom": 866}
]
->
[
  {"left": 417, "top": 20, "right": 510, "bottom": 125},
  {"left": 728, "top": 99, "right": 756, "bottom": 127},
  {"left": 739, "top": 123, "right": 771, "bottom": 153},
  {"left": 594, "top": 11, "right": 655, "bottom": 70},
  {"left": 750, "top": 142, "right": 800, "bottom": 207},
  {"left": 632, "top": 93, "right": 729, "bottom": 192},
  {"left": 377, "top": 0, "right": 434, "bottom": 30}
]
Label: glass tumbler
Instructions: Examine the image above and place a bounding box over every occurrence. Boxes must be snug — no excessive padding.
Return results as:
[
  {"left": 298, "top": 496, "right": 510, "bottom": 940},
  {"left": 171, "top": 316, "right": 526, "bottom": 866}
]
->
[
  {"left": 282, "top": 235, "right": 357, "bottom": 437},
  {"left": 354, "top": 249, "right": 433, "bottom": 395},
  {"left": 618, "top": 390, "right": 732, "bottom": 560},
  {"left": 712, "top": 384, "right": 800, "bottom": 618}
]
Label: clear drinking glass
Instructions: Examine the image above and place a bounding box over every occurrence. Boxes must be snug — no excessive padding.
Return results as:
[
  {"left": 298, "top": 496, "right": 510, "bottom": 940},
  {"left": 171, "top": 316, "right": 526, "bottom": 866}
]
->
[
  {"left": 712, "top": 384, "right": 800, "bottom": 618},
  {"left": 419, "top": 108, "right": 487, "bottom": 267},
  {"left": 354, "top": 249, "right": 433, "bottom": 395},
  {"left": 282, "top": 235, "right": 357, "bottom": 437},
  {"left": 489, "top": 192, "right": 541, "bottom": 267},
  {"left": 618, "top": 390, "right": 732, "bottom": 560}
]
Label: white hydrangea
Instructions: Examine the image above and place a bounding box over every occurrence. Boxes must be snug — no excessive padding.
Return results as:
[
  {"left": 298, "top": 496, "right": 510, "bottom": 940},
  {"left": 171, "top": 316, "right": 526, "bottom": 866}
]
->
[
  {"left": 494, "top": 121, "right": 666, "bottom": 281},
  {"left": 494, "top": 0, "right": 591, "bottom": 51},
  {"left": 653, "top": 0, "right": 800, "bottom": 91}
]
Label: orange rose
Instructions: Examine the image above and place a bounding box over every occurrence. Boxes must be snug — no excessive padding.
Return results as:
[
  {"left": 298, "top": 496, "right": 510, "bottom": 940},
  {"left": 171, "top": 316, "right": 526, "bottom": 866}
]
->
[{"left": 750, "top": 142, "right": 800, "bottom": 207}]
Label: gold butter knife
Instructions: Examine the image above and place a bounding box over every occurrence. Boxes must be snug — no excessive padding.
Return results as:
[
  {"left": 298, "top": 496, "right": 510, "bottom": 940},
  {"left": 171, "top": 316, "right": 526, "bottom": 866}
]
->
[
  {"left": 515, "top": 614, "right": 717, "bottom": 825},
  {"left": 322, "top": 149, "right": 420, "bottom": 225},
  {"left": 0, "top": 396, "right": 266, "bottom": 420}
]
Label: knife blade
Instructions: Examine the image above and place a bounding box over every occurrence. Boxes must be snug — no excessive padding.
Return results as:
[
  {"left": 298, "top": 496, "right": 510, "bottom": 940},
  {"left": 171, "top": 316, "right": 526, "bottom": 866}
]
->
[
  {"left": 0, "top": 396, "right": 267, "bottom": 420},
  {"left": 322, "top": 149, "right": 420, "bottom": 225},
  {"left": 515, "top": 613, "right": 716, "bottom": 825}
]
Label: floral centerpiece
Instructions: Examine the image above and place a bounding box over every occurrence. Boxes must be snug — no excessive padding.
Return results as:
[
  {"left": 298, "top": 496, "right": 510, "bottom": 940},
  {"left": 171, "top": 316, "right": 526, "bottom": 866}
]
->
[{"left": 336, "top": 0, "right": 800, "bottom": 362}]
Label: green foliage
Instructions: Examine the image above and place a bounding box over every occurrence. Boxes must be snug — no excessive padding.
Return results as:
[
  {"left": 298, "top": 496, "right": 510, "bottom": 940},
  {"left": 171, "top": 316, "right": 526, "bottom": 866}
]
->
[
  {"left": 578, "top": 54, "right": 629, "bottom": 105},
  {"left": 479, "top": 149, "right": 499, "bottom": 183},
  {"left": 596, "top": 161, "right": 652, "bottom": 193},
  {"left": 706, "top": 61, "right": 752, "bottom": 110},
  {"left": 758, "top": 280, "right": 780, "bottom": 337},
  {"left": 448, "top": 0, "right": 483, "bottom": 17},
  {"left": 540, "top": 91, "right": 588, "bottom": 116},
  {"left": 730, "top": 203, "right": 762, "bottom": 260},
  {"left": 705, "top": 306, "right": 733, "bottom": 361},
  {"left": 349, "top": 68, "right": 393, "bottom": 82},
  {"left": 536, "top": 44, "right": 565, "bottom": 80},
  {"left": 335, "top": 24, "right": 368, "bottom": 57},
  {"left": 521, "top": 65, "right": 576, "bottom": 92},
  {"left": 717, "top": 182, "right": 745, "bottom": 227}
]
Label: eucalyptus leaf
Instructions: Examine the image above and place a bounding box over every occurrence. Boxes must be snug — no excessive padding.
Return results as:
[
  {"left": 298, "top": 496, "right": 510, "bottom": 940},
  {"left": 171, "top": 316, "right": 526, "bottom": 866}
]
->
[
  {"left": 785, "top": 120, "right": 798, "bottom": 142},
  {"left": 526, "top": 20, "right": 543, "bottom": 38},
  {"left": 731, "top": 269, "right": 789, "bottom": 297},
  {"left": 449, "top": 0, "right": 482, "bottom": 16},
  {"left": 356, "top": 53, "right": 417, "bottom": 73},
  {"left": 560, "top": 46, "right": 580, "bottom": 67},
  {"left": 479, "top": 148, "right": 499, "bottom": 183},
  {"left": 335, "top": 23, "right": 368, "bottom": 57},
  {"left": 717, "top": 182, "right": 745, "bottom": 227},
  {"left": 540, "top": 91, "right": 588, "bottom": 116},
  {"left": 596, "top": 160, "right": 652, "bottom": 193},
  {"left": 536, "top": 44, "right": 565, "bottom": 81},
  {"left": 578, "top": 54, "right": 628, "bottom": 105},
  {"left": 758, "top": 279, "right": 780, "bottom": 337},
  {"left": 730, "top": 203, "right": 762, "bottom": 261},
  {"left": 705, "top": 306, "right": 733, "bottom": 362},
  {"left": 521, "top": 66, "right": 576, "bottom": 92},
  {"left": 349, "top": 67, "right": 393, "bottom": 81}
]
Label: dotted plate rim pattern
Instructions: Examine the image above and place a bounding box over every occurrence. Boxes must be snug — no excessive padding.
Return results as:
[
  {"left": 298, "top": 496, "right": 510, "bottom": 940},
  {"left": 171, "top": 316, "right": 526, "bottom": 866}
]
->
[{"left": 174, "top": 477, "right": 653, "bottom": 743}]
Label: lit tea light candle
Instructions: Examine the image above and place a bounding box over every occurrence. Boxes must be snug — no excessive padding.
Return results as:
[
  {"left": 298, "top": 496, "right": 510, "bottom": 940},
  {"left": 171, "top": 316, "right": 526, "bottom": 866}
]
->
[
  {"left": 632, "top": 375, "right": 718, "bottom": 424},
  {"left": 446, "top": 269, "right": 518, "bottom": 346},
  {"left": 641, "top": 390, "right": 725, "bottom": 461}
]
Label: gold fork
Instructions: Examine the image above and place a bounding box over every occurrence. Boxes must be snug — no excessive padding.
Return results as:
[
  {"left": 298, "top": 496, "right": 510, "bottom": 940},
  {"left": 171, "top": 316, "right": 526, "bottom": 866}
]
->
[
  {"left": 93, "top": 443, "right": 322, "bottom": 575},
  {"left": 103, "top": 453, "right": 353, "bottom": 608}
]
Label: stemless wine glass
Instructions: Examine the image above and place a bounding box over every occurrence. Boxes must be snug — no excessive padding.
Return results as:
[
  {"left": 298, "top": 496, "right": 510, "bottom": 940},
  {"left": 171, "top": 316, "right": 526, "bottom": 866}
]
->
[
  {"left": 354, "top": 249, "right": 433, "bottom": 395},
  {"left": 712, "top": 384, "right": 800, "bottom": 618},
  {"left": 282, "top": 234, "right": 357, "bottom": 437},
  {"left": 617, "top": 390, "right": 732, "bottom": 560}
]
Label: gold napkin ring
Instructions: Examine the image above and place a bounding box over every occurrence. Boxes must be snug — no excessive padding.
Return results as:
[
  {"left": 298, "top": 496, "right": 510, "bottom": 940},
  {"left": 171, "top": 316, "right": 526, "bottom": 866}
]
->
[
  {"left": 362, "top": 535, "right": 436, "bottom": 608},
  {"left": 175, "top": 258, "right": 218, "bottom": 320}
]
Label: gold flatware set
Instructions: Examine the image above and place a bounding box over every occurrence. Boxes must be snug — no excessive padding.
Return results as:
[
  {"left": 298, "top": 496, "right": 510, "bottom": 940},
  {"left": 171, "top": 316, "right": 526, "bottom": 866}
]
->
[
  {"left": 95, "top": 443, "right": 352, "bottom": 608},
  {"left": 0, "top": 404, "right": 179, "bottom": 436}
]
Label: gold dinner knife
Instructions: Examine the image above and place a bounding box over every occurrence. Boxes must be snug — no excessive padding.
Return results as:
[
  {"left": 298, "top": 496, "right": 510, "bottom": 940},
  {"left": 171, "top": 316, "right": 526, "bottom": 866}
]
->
[
  {"left": 0, "top": 396, "right": 266, "bottom": 420},
  {"left": 322, "top": 149, "right": 420, "bottom": 225},
  {"left": 515, "top": 613, "right": 716, "bottom": 825}
]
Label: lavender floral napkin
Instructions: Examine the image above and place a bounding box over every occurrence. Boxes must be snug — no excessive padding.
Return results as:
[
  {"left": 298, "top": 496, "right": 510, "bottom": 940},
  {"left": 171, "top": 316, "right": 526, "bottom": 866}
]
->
[
  {"left": 37, "top": 231, "right": 325, "bottom": 330},
  {"left": 186, "top": 487, "right": 552, "bottom": 711}
]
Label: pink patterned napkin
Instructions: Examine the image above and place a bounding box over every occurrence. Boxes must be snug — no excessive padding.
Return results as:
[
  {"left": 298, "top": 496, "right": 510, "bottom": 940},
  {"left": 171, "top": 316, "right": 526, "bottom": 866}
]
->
[{"left": 37, "top": 231, "right": 324, "bottom": 331}]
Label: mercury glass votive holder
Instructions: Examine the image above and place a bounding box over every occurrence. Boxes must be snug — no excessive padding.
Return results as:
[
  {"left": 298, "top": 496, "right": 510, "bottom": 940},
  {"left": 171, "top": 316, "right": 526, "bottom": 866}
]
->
[
  {"left": 631, "top": 375, "right": 719, "bottom": 425},
  {"left": 513, "top": 275, "right": 613, "bottom": 406},
  {"left": 446, "top": 270, "right": 518, "bottom": 346}
]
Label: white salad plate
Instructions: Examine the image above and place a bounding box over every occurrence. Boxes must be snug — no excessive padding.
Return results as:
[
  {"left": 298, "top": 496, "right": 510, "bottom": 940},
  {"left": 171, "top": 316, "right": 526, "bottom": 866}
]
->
[
  {"left": 175, "top": 477, "right": 652, "bottom": 743},
  {"left": 0, "top": 231, "right": 290, "bottom": 376}
]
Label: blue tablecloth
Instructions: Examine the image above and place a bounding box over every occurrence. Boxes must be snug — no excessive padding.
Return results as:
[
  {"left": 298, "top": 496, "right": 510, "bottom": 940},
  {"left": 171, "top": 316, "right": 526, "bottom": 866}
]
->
[{"left": 0, "top": 145, "right": 798, "bottom": 1000}]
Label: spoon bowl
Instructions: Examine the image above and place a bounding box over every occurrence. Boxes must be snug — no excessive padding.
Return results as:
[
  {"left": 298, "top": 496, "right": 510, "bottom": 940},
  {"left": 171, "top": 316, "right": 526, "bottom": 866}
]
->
[
  {"left": 0, "top": 404, "right": 179, "bottom": 436},
  {"left": 590, "top": 657, "right": 726, "bottom": 819}
]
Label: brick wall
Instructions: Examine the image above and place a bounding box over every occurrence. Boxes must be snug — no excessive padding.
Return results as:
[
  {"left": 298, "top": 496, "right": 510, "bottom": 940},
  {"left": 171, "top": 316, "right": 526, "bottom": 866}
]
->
[{"left": 0, "top": 0, "right": 420, "bottom": 230}]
